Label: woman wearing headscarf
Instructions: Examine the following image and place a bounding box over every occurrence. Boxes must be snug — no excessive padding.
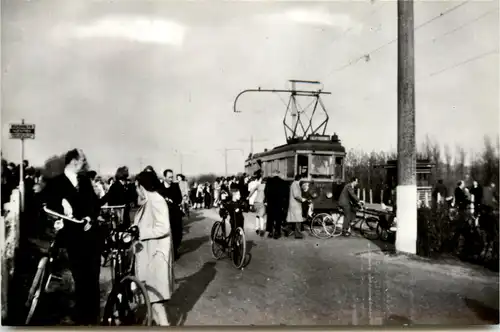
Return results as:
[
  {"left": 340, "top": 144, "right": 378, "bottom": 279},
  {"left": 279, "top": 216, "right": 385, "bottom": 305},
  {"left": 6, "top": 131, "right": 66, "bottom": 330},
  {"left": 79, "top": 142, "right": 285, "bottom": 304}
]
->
[{"left": 133, "top": 171, "right": 174, "bottom": 326}]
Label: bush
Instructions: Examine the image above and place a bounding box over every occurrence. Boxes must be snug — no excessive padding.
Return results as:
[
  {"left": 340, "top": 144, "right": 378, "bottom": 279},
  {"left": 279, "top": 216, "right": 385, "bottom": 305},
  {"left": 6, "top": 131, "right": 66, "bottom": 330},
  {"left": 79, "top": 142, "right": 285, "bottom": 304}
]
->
[{"left": 417, "top": 204, "right": 499, "bottom": 270}]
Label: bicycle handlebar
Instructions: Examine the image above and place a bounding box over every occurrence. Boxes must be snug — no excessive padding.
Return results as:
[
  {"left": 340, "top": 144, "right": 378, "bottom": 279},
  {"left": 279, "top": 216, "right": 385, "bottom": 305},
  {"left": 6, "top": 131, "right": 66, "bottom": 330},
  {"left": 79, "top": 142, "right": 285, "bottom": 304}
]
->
[
  {"left": 43, "top": 206, "right": 85, "bottom": 224},
  {"left": 101, "top": 204, "right": 126, "bottom": 210}
]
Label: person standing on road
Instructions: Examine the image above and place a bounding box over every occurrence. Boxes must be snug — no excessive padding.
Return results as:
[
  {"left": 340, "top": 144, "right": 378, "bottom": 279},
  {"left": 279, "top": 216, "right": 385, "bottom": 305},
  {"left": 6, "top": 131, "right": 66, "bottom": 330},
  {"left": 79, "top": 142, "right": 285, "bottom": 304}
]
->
[
  {"left": 160, "top": 169, "right": 183, "bottom": 261},
  {"left": 338, "top": 177, "right": 363, "bottom": 237},
  {"left": 286, "top": 174, "right": 306, "bottom": 239},
  {"left": 133, "top": 171, "right": 174, "bottom": 326},
  {"left": 101, "top": 166, "right": 134, "bottom": 229},
  {"left": 43, "top": 148, "right": 102, "bottom": 325},
  {"left": 264, "top": 169, "right": 288, "bottom": 239},
  {"left": 248, "top": 171, "right": 266, "bottom": 236}
]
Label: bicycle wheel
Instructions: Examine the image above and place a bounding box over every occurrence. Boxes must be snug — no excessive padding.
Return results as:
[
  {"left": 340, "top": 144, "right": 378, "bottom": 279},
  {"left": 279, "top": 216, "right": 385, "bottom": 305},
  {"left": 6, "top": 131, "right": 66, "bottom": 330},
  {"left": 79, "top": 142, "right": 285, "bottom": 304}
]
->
[
  {"left": 210, "top": 221, "right": 219, "bottom": 242},
  {"left": 211, "top": 222, "right": 226, "bottom": 260},
  {"left": 310, "top": 213, "right": 335, "bottom": 239},
  {"left": 376, "top": 223, "right": 390, "bottom": 241},
  {"left": 360, "top": 217, "right": 379, "bottom": 240},
  {"left": 231, "top": 227, "right": 246, "bottom": 269},
  {"left": 330, "top": 212, "right": 344, "bottom": 237},
  {"left": 151, "top": 302, "right": 170, "bottom": 326},
  {"left": 25, "top": 257, "right": 48, "bottom": 325},
  {"left": 102, "top": 276, "right": 152, "bottom": 326}
]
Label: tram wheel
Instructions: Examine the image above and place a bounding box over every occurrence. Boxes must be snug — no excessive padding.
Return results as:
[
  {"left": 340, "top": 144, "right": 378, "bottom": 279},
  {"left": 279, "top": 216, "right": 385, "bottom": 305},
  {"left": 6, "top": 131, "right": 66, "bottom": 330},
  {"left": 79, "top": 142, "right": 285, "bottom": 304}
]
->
[
  {"left": 102, "top": 276, "right": 152, "bottom": 326},
  {"left": 231, "top": 227, "right": 246, "bottom": 269}
]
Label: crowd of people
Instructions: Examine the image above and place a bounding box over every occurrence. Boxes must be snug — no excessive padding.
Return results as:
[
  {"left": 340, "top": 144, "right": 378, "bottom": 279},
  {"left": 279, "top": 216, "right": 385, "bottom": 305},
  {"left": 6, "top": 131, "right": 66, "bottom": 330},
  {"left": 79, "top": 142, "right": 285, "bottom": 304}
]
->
[{"left": 2, "top": 149, "right": 499, "bottom": 326}]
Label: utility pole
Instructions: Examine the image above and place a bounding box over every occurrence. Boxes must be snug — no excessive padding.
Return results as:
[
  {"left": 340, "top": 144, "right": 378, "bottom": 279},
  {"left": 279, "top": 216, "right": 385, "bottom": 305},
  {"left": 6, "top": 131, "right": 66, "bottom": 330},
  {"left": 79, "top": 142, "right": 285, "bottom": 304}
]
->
[
  {"left": 396, "top": 0, "right": 417, "bottom": 254},
  {"left": 19, "top": 119, "right": 25, "bottom": 213}
]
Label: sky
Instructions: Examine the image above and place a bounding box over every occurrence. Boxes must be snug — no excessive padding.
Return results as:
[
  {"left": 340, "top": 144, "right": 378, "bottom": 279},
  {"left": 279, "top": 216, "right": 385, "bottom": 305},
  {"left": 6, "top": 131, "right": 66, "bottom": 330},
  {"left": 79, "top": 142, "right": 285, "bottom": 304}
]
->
[{"left": 1, "top": 0, "right": 498, "bottom": 176}]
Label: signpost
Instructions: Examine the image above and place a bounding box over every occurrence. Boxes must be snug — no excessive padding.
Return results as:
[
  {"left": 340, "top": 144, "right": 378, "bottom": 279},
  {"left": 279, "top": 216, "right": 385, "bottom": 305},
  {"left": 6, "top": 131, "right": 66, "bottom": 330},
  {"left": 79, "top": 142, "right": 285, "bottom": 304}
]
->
[{"left": 9, "top": 119, "right": 35, "bottom": 213}]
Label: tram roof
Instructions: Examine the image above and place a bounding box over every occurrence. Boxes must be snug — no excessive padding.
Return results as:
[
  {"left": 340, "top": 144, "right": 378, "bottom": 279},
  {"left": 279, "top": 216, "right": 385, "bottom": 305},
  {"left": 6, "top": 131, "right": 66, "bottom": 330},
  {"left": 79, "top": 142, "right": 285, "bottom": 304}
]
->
[{"left": 247, "top": 139, "right": 346, "bottom": 161}]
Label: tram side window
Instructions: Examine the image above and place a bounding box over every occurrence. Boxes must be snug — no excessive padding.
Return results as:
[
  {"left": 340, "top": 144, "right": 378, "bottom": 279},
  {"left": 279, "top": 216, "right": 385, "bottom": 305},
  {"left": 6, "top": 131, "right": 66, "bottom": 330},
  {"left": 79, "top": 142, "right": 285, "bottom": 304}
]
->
[
  {"left": 335, "top": 157, "right": 343, "bottom": 179},
  {"left": 286, "top": 157, "right": 295, "bottom": 178},
  {"left": 297, "top": 155, "right": 309, "bottom": 178}
]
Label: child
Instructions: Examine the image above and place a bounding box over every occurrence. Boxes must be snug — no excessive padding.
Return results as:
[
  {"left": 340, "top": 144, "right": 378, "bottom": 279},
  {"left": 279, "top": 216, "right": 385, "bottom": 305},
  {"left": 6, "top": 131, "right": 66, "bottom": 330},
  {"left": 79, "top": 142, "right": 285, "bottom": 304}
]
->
[{"left": 222, "top": 185, "right": 245, "bottom": 237}]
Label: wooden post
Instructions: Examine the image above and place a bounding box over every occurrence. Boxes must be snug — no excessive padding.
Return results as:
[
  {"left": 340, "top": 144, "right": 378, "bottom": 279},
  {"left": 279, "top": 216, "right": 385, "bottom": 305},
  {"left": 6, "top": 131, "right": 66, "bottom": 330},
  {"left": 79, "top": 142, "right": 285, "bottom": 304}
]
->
[
  {"left": 424, "top": 192, "right": 429, "bottom": 208},
  {"left": 437, "top": 192, "right": 441, "bottom": 205},
  {"left": 369, "top": 189, "right": 373, "bottom": 204},
  {"left": 381, "top": 190, "right": 384, "bottom": 204},
  {"left": 357, "top": 188, "right": 360, "bottom": 198},
  {"left": 362, "top": 188, "right": 366, "bottom": 202},
  {"left": 396, "top": 0, "right": 417, "bottom": 254}
]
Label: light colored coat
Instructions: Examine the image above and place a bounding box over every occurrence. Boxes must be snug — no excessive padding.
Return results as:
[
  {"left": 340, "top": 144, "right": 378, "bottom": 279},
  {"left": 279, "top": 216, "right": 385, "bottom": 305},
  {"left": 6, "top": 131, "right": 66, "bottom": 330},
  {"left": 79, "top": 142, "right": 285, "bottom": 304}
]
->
[
  {"left": 287, "top": 180, "right": 303, "bottom": 223},
  {"left": 134, "top": 190, "right": 175, "bottom": 302}
]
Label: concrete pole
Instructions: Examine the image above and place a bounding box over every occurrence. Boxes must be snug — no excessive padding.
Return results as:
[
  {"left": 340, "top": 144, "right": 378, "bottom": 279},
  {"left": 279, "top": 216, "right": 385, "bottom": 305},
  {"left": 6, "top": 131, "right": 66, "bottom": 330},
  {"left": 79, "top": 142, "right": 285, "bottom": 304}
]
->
[
  {"left": 381, "top": 189, "right": 384, "bottom": 204},
  {"left": 396, "top": 0, "right": 417, "bottom": 254},
  {"left": 369, "top": 189, "right": 373, "bottom": 204},
  {"left": 362, "top": 188, "right": 366, "bottom": 202}
]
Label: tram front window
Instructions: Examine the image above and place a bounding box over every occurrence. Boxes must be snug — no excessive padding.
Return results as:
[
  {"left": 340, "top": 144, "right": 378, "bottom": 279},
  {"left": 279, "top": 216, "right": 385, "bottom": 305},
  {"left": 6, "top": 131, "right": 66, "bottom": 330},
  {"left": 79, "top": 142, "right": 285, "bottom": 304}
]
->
[{"left": 311, "top": 155, "right": 333, "bottom": 179}]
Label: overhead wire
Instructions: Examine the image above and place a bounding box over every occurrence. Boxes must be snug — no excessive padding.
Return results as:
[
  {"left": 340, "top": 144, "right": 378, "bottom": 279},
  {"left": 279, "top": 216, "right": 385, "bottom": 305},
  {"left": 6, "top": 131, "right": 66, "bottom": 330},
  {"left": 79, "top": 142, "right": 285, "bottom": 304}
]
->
[
  {"left": 418, "top": 5, "right": 498, "bottom": 45},
  {"left": 321, "top": 0, "right": 471, "bottom": 80},
  {"left": 417, "top": 48, "right": 498, "bottom": 81}
]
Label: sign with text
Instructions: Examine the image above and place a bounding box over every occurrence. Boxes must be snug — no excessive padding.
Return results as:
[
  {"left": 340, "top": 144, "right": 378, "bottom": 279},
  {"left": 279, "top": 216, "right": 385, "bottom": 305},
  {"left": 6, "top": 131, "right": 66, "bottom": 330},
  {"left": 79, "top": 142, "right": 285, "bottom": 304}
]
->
[
  {"left": 308, "top": 134, "right": 330, "bottom": 142},
  {"left": 9, "top": 123, "right": 35, "bottom": 139}
]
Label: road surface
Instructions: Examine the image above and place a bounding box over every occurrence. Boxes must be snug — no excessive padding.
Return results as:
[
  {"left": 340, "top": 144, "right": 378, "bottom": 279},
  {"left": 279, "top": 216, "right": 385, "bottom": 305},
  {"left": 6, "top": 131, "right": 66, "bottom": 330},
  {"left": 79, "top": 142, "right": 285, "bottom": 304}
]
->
[{"left": 19, "top": 209, "right": 500, "bottom": 326}]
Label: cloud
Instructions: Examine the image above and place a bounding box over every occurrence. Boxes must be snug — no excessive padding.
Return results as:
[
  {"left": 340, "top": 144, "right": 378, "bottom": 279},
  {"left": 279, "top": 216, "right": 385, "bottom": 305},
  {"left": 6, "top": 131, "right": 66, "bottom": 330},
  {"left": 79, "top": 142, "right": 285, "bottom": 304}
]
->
[
  {"left": 257, "top": 8, "right": 363, "bottom": 32},
  {"left": 56, "top": 15, "right": 186, "bottom": 46}
]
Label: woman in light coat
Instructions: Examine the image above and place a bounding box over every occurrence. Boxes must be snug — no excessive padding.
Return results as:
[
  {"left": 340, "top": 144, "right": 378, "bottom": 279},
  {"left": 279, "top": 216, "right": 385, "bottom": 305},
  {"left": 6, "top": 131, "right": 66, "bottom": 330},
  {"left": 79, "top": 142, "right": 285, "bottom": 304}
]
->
[
  {"left": 134, "top": 171, "right": 174, "bottom": 326},
  {"left": 286, "top": 174, "right": 306, "bottom": 239}
]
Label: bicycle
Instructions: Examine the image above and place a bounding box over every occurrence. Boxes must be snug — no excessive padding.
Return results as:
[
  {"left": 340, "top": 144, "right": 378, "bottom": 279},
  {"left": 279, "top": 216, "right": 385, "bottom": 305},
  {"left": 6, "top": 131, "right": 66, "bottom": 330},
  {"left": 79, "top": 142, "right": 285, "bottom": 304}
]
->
[
  {"left": 210, "top": 204, "right": 247, "bottom": 269},
  {"left": 24, "top": 206, "right": 85, "bottom": 325},
  {"left": 101, "top": 226, "right": 153, "bottom": 326},
  {"left": 309, "top": 203, "right": 379, "bottom": 240},
  {"left": 99, "top": 204, "right": 126, "bottom": 267}
]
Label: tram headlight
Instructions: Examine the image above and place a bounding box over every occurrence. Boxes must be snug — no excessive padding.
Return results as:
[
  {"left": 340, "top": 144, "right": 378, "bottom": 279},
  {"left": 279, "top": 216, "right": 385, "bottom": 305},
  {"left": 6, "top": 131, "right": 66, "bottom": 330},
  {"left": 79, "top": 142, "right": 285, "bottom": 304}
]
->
[{"left": 326, "top": 192, "right": 333, "bottom": 199}]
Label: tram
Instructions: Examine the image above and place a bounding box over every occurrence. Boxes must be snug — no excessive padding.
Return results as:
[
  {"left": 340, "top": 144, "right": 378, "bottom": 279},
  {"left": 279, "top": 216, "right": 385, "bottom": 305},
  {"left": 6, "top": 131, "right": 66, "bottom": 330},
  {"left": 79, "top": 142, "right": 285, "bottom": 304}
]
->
[{"left": 235, "top": 80, "right": 347, "bottom": 212}]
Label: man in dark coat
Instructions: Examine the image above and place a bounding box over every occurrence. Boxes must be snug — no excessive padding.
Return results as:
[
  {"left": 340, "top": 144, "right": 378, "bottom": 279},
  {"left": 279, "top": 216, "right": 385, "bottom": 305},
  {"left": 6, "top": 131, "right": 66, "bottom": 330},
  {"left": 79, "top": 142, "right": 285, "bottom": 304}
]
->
[
  {"left": 432, "top": 179, "right": 448, "bottom": 204},
  {"left": 338, "top": 177, "right": 363, "bottom": 237},
  {"left": 160, "top": 169, "right": 183, "bottom": 260},
  {"left": 454, "top": 181, "right": 468, "bottom": 211},
  {"left": 470, "top": 180, "right": 482, "bottom": 216},
  {"left": 264, "top": 169, "right": 288, "bottom": 239},
  {"left": 101, "top": 166, "right": 134, "bottom": 228},
  {"left": 42, "top": 148, "right": 102, "bottom": 325}
]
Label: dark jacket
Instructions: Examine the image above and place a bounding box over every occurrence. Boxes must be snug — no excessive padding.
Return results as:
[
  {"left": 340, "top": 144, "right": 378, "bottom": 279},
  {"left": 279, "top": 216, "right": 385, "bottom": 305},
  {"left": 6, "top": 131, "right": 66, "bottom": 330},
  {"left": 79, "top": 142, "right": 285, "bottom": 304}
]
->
[
  {"left": 159, "top": 182, "right": 183, "bottom": 222},
  {"left": 454, "top": 187, "right": 468, "bottom": 209},
  {"left": 225, "top": 200, "right": 244, "bottom": 230},
  {"left": 338, "top": 183, "right": 360, "bottom": 209},
  {"left": 264, "top": 176, "right": 288, "bottom": 209},
  {"left": 42, "top": 172, "right": 100, "bottom": 243},
  {"left": 101, "top": 180, "right": 133, "bottom": 206},
  {"left": 470, "top": 185, "right": 483, "bottom": 205}
]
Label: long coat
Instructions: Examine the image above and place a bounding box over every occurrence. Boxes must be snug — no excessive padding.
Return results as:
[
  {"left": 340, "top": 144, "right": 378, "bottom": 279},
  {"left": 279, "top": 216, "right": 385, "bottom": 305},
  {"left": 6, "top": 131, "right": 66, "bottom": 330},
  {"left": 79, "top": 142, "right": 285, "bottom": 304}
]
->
[
  {"left": 286, "top": 180, "right": 303, "bottom": 223},
  {"left": 134, "top": 190, "right": 175, "bottom": 302}
]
